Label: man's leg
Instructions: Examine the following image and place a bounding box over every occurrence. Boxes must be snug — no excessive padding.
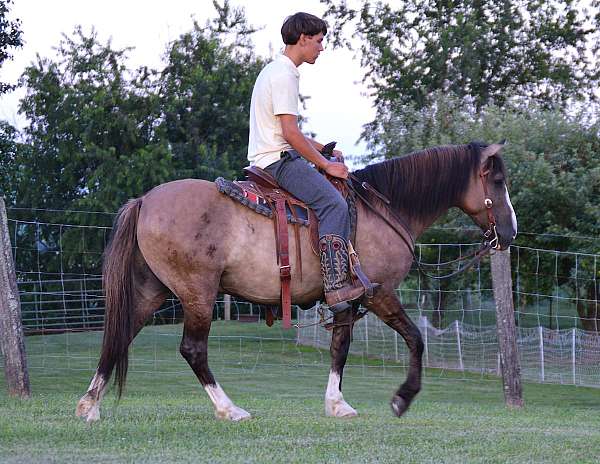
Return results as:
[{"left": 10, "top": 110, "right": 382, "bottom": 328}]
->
[
  {"left": 265, "top": 151, "right": 350, "bottom": 239},
  {"left": 265, "top": 152, "right": 364, "bottom": 311}
]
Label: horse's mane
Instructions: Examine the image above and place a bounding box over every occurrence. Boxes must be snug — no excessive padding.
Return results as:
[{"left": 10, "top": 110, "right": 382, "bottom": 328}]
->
[{"left": 352, "top": 143, "right": 501, "bottom": 219}]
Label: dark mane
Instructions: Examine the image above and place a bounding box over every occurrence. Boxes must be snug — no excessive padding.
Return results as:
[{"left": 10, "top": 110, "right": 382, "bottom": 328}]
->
[{"left": 352, "top": 143, "right": 486, "bottom": 219}]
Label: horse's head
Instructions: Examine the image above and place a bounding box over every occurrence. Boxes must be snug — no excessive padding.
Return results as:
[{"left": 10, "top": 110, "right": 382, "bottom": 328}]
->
[{"left": 460, "top": 142, "right": 517, "bottom": 250}]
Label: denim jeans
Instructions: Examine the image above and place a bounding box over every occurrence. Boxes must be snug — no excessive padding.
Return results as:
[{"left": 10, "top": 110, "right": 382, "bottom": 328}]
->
[{"left": 264, "top": 150, "right": 350, "bottom": 240}]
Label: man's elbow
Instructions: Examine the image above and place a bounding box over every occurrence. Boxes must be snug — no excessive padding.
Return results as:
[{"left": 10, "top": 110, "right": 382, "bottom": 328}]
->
[{"left": 281, "top": 125, "right": 297, "bottom": 144}]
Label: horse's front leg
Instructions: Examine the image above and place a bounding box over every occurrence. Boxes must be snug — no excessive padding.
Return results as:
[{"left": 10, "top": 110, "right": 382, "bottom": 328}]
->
[
  {"left": 366, "top": 288, "right": 424, "bottom": 417},
  {"left": 325, "top": 306, "right": 358, "bottom": 418}
]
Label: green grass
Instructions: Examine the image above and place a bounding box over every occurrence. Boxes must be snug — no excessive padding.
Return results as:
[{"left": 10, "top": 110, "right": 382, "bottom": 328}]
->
[{"left": 2, "top": 322, "right": 600, "bottom": 463}]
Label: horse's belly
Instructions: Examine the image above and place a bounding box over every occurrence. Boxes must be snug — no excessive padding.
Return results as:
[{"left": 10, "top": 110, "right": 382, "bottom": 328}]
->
[{"left": 220, "top": 216, "right": 323, "bottom": 305}]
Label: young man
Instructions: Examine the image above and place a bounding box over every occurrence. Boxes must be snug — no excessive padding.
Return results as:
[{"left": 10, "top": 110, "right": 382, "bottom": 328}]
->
[{"left": 247, "top": 12, "right": 369, "bottom": 313}]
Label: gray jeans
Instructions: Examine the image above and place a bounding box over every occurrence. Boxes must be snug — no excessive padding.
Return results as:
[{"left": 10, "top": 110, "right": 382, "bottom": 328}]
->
[{"left": 264, "top": 150, "right": 350, "bottom": 240}]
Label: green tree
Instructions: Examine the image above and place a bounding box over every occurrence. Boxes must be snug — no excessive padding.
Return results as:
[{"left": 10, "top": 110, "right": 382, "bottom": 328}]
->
[
  {"left": 15, "top": 26, "right": 168, "bottom": 215},
  {"left": 2, "top": 1, "right": 264, "bottom": 281},
  {"left": 0, "top": 0, "right": 23, "bottom": 94},
  {"left": 159, "top": 1, "right": 264, "bottom": 180},
  {"left": 323, "top": 0, "right": 599, "bottom": 113}
]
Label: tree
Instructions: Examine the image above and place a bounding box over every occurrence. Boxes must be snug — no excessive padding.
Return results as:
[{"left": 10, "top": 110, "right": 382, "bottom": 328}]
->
[
  {"left": 159, "top": 1, "right": 264, "bottom": 181},
  {"left": 322, "top": 0, "right": 600, "bottom": 113},
  {"left": 1, "top": 1, "right": 264, "bottom": 286},
  {"left": 0, "top": 0, "right": 23, "bottom": 94},
  {"left": 15, "top": 26, "right": 168, "bottom": 215}
]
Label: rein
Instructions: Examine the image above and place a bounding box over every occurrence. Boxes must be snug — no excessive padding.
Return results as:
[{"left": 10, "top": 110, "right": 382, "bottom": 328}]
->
[{"left": 348, "top": 167, "right": 499, "bottom": 280}]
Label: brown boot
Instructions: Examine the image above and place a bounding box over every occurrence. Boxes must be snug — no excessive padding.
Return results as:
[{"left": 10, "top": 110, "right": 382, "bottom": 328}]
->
[{"left": 319, "top": 234, "right": 366, "bottom": 313}]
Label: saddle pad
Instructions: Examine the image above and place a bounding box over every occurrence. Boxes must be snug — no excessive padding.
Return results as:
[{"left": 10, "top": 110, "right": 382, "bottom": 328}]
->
[{"left": 215, "top": 177, "right": 309, "bottom": 226}]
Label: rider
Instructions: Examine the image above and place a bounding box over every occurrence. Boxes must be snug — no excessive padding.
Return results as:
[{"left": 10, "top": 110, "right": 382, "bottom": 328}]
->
[{"left": 247, "top": 12, "right": 371, "bottom": 313}]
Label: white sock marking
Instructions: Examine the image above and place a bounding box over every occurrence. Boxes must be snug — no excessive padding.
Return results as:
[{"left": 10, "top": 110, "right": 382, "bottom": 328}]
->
[
  {"left": 76, "top": 372, "right": 107, "bottom": 422},
  {"left": 204, "top": 383, "right": 251, "bottom": 421},
  {"left": 326, "top": 371, "right": 343, "bottom": 403},
  {"left": 325, "top": 370, "right": 357, "bottom": 417}
]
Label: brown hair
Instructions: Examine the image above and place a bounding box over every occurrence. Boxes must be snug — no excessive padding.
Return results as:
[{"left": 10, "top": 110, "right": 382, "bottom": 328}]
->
[{"left": 281, "top": 12, "right": 327, "bottom": 45}]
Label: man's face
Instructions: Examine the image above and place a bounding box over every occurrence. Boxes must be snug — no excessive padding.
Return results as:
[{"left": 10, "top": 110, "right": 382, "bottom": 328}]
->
[{"left": 301, "top": 32, "right": 324, "bottom": 64}]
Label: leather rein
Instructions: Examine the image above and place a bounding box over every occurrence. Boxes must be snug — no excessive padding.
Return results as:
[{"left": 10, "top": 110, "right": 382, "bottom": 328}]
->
[{"left": 347, "top": 165, "right": 500, "bottom": 280}]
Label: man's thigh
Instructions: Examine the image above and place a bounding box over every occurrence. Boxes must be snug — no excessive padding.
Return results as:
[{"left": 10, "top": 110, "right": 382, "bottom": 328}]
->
[{"left": 267, "top": 153, "right": 342, "bottom": 208}]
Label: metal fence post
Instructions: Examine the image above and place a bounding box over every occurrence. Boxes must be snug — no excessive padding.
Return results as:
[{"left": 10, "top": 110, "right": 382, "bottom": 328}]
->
[
  {"left": 455, "top": 320, "right": 464, "bottom": 371},
  {"left": 538, "top": 325, "right": 545, "bottom": 382},
  {"left": 420, "top": 315, "right": 429, "bottom": 368},
  {"left": 224, "top": 294, "right": 231, "bottom": 321},
  {"left": 572, "top": 327, "right": 577, "bottom": 385}
]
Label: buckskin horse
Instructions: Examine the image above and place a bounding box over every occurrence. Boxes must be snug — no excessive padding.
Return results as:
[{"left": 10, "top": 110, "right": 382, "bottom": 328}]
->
[{"left": 76, "top": 141, "right": 517, "bottom": 422}]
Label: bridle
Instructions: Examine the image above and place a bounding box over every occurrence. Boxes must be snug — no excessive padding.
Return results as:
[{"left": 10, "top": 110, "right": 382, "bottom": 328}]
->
[{"left": 478, "top": 165, "right": 500, "bottom": 251}]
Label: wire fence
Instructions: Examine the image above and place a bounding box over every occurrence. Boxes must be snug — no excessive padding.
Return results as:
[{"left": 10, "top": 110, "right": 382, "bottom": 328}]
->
[
  {"left": 297, "top": 312, "right": 600, "bottom": 387},
  {"left": 3, "top": 208, "right": 600, "bottom": 387}
]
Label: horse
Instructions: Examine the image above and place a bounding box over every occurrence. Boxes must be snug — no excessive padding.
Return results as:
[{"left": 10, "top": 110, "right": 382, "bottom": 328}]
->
[{"left": 76, "top": 141, "right": 517, "bottom": 422}]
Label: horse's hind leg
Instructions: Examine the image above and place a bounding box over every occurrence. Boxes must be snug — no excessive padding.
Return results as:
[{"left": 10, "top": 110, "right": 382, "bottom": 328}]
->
[
  {"left": 178, "top": 285, "right": 250, "bottom": 422},
  {"left": 366, "top": 288, "right": 424, "bottom": 417},
  {"left": 325, "top": 306, "right": 358, "bottom": 417},
  {"left": 76, "top": 259, "right": 168, "bottom": 422}
]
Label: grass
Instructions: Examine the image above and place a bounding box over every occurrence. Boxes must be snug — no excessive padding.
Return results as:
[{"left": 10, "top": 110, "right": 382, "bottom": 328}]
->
[{"left": 2, "top": 322, "right": 600, "bottom": 463}]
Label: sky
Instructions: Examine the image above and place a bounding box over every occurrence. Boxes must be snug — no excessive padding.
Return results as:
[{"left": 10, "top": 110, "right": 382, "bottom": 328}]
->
[{"left": 0, "top": 0, "right": 375, "bottom": 160}]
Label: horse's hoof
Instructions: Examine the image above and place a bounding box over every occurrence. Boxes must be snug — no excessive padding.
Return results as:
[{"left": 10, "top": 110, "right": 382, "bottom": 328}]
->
[
  {"left": 76, "top": 394, "right": 101, "bottom": 423},
  {"left": 326, "top": 399, "right": 358, "bottom": 418},
  {"left": 215, "top": 406, "right": 251, "bottom": 422},
  {"left": 390, "top": 394, "right": 410, "bottom": 417}
]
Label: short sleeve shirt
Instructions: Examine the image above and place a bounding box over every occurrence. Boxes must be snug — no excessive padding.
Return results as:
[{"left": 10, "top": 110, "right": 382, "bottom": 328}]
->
[{"left": 247, "top": 54, "right": 300, "bottom": 169}]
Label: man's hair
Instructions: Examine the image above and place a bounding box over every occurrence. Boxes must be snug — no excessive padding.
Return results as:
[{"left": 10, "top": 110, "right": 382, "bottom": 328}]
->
[{"left": 281, "top": 12, "right": 327, "bottom": 45}]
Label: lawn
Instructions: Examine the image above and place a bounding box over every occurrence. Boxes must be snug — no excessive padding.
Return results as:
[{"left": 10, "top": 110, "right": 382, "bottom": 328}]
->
[{"left": 1, "top": 321, "right": 600, "bottom": 463}]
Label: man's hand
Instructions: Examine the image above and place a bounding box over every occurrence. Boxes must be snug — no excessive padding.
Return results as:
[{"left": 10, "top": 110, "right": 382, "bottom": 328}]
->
[
  {"left": 332, "top": 149, "right": 344, "bottom": 162},
  {"left": 324, "top": 160, "right": 349, "bottom": 179}
]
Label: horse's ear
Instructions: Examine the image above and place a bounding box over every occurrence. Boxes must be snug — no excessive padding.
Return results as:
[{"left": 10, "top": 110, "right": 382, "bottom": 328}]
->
[{"left": 481, "top": 142, "right": 504, "bottom": 164}]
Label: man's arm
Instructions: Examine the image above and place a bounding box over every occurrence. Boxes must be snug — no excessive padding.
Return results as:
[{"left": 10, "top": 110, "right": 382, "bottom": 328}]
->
[
  {"left": 307, "top": 138, "right": 323, "bottom": 152},
  {"left": 279, "top": 114, "right": 348, "bottom": 178}
]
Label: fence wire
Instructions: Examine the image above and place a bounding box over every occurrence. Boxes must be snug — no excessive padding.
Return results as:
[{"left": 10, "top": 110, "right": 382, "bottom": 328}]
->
[{"left": 3, "top": 209, "right": 599, "bottom": 388}]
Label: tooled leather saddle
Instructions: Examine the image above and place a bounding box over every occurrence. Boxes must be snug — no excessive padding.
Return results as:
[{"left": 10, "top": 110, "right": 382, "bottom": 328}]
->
[{"left": 238, "top": 146, "right": 352, "bottom": 329}]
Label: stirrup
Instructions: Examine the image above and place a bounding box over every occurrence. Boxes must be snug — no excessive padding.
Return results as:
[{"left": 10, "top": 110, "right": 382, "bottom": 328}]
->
[{"left": 328, "top": 301, "right": 352, "bottom": 314}]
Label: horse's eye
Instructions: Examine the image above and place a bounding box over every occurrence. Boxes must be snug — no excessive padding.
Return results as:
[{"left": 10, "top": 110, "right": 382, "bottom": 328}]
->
[{"left": 493, "top": 175, "right": 504, "bottom": 185}]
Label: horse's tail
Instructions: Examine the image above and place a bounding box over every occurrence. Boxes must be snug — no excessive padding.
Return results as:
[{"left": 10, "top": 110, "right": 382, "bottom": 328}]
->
[{"left": 97, "top": 197, "right": 142, "bottom": 398}]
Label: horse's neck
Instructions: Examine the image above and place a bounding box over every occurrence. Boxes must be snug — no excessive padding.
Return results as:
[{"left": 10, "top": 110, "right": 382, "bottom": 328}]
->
[
  {"left": 405, "top": 207, "right": 452, "bottom": 241},
  {"left": 392, "top": 166, "right": 458, "bottom": 240}
]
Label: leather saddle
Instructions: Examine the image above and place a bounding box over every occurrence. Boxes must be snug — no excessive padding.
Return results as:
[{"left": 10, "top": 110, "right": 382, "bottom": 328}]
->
[{"left": 234, "top": 144, "right": 351, "bottom": 329}]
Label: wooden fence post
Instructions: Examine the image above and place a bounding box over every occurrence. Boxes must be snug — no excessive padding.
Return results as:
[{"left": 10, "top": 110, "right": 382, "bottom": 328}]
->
[
  {"left": 490, "top": 248, "right": 523, "bottom": 408},
  {"left": 0, "top": 198, "right": 31, "bottom": 398}
]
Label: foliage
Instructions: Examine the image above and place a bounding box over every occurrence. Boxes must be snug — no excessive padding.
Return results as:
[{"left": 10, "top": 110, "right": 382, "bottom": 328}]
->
[
  {"left": 322, "top": 0, "right": 600, "bottom": 113},
  {"left": 0, "top": 1, "right": 263, "bottom": 279},
  {"left": 3, "top": 0, "right": 262, "bottom": 217},
  {"left": 0, "top": 0, "right": 23, "bottom": 94},
  {"left": 159, "top": 6, "right": 264, "bottom": 181}
]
